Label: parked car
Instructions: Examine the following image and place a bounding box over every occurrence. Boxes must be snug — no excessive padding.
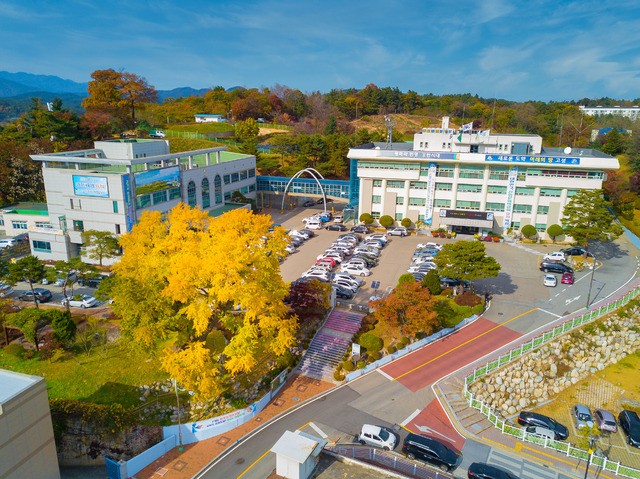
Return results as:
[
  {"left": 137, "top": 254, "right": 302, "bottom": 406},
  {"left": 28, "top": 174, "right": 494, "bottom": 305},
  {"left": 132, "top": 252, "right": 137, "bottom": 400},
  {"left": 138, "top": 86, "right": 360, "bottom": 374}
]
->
[
  {"left": 285, "top": 244, "right": 296, "bottom": 254},
  {"left": 408, "top": 263, "right": 436, "bottom": 274},
  {"left": 340, "top": 265, "right": 371, "bottom": 276},
  {"left": 53, "top": 272, "right": 77, "bottom": 287},
  {"left": 402, "top": 433, "right": 462, "bottom": 472},
  {"left": 388, "top": 227, "right": 408, "bottom": 237},
  {"left": 413, "top": 256, "right": 435, "bottom": 265},
  {"left": 353, "top": 252, "right": 378, "bottom": 263},
  {"left": 18, "top": 288, "right": 53, "bottom": 303},
  {"left": 326, "top": 224, "right": 347, "bottom": 231},
  {"left": 539, "top": 261, "right": 574, "bottom": 274},
  {"left": 333, "top": 285, "right": 354, "bottom": 299},
  {"left": 417, "top": 242, "right": 443, "bottom": 251},
  {"left": 543, "top": 251, "right": 566, "bottom": 262},
  {"left": 306, "top": 221, "right": 323, "bottom": 230},
  {"left": 561, "top": 272, "right": 574, "bottom": 284},
  {"left": 316, "top": 197, "right": 333, "bottom": 204},
  {"left": 301, "top": 270, "right": 329, "bottom": 281},
  {"left": 619, "top": 410, "right": 640, "bottom": 447},
  {"left": 62, "top": 294, "right": 99, "bottom": 309},
  {"left": 351, "top": 225, "right": 371, "bottom": 234},
  {"left": 543, "top": 274, "right": 557, "bottom": 287},
  {"left": 468, "top": 462, "right": 519, "bottom": 479},
  {"left": 412, "top": 272, "right": 426, "bottom": 282},
  {"left": 333, "top": 215, "right": 344, "bottom": 223},
  {"left": 333, "top": 279, "right": 358, "bottom": 293},
  {"left": 366, "top": 234, "right": 388, "bottom": 244},
  {"left": 299, "top": 229, "right": 315, "bottom": 238},
  {"left": 332, "top": 272, "right": 364, "bottom": 286},
  {"left": 572, "top": 404, "right": 594, "bottom": 430},
  {"left": 356, "top": 424, "right": 397, "bottom": 450},
  {"left": 593, "top": 409, "right": 617, "bottom": 433},
  {"left": 78, "top": 275, "right": 106, "bottom": 288},
  {"left": 524, "top": 426, "right": 556, "bottom": 441},
  {"left": 316, "top": 257, "right": 336, "bottom": 267},
  {"left": 561, "top": 247, "right": 593, "bottom": 257},
  {"left": 440, "top": 277, "right": 471, "bottom": 290},
  {"left": 0, "top": 285, "right": 14, "bottom": 298},
  {"left": 346, "top": 258, "right": 375, "bottom": 269},
  {"left": 302, "top": 200, "right": 316, "bottom": 207},
  {"left": 517, "top": 411, "right": 568, "bottom": 440}
]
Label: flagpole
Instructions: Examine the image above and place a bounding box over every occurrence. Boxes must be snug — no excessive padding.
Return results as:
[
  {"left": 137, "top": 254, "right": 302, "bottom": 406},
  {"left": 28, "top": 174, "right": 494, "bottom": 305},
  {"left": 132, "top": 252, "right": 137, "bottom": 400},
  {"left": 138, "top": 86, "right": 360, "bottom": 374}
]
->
[{"left": 490, "top": 100, "right": 496, "bottom": 131}]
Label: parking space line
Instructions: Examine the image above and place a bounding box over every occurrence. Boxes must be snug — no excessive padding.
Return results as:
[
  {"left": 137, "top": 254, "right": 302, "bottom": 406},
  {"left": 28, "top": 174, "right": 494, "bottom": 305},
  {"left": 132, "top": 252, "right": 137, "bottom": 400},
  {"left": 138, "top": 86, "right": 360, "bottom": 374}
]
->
[
  {"left": 376, "top": 368, "right": 394, "bottom": 380},
  {"left": 537, "top": 308, "right": 562, "bottom": 318},
  {"left": 400, "top": 409, "right": 422, "bottom": 427},
  {"left": 309, "top": 422, "right": 328, "bottom": 438}
]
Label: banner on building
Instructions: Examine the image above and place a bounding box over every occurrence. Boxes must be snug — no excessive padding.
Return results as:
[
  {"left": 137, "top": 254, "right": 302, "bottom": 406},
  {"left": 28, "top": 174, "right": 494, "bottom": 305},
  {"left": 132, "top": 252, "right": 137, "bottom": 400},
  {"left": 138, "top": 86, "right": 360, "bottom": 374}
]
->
[
  {"left": 503, "top": 166, "right": 518, "bottom": 230},
  {"left": 424, "top": 162, "right": 437, "bottom": 225},
  {"left": 72, "top": 175, "right": 109, "bottom": 197}
]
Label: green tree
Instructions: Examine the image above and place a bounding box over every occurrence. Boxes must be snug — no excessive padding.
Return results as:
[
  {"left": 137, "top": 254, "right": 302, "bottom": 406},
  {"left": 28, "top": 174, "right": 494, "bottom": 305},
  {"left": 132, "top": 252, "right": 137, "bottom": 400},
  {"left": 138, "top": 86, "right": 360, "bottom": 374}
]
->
[
  {"left": 561, "top": 189, "right": 623, "bottom": 250},
  {"left": 602, "top": 128, "right": 624, "bottom": 156},
  {"left": 397, "top": 273, "right": 415, "bottom": 286},
  {"left": 324, "top": 116, "right": 338, "bottom": 135},
  {"left": 50, "top": 309, "right": 76, "bottom": 343},
  {"left": 546, "top": 224, "right": 564, "bottom": 242},
  {"left": 401, "top": 218, "right": 412, "bottom": 228},
  {"left": 379, "top": 215, "right": 394, "bottom": 228},
  {"left": 7, "top": 256, "right": 47, "bottom": 308},
  {"left": 81, "top": 230, "right": 120, "bottom": 266},
  {"left": 234, "top": 118, "right": 260, "bottom": 141},
  {"left": 359, "top": 213, "right": 374, "bottom": 225},
  {"left": 270, "top": 135, "right": 294, "bottom": 167},
  {"left": 421, "top": 270, "right": 442, "bottom": 295},
  {"left": 433, "top": 241, "right": 501, "bottom": 293},
  {"left": 521, "top": 224, "right": 537, "bottom": 239},
  {"left": 6, "top": 308, "right": 46, "bottom": 351}
]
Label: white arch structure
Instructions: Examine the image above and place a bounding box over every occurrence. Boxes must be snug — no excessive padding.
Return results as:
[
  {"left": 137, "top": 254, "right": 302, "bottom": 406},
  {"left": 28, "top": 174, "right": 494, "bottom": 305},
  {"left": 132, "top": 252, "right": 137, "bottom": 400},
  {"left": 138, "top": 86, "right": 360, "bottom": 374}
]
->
[{"left": 280, "top": 168, "right": 329, "bottom": 212}]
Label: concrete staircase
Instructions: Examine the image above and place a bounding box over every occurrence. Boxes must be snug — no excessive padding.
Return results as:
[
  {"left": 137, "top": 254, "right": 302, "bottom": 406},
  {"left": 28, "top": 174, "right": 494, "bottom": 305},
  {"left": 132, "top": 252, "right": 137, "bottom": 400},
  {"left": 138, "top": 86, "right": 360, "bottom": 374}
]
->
[
  {"left": 296, "top": 309, "right": 364, "bottom": 382},
  {"left": 437, "top": 375, "right": 495, "bottom": 436}
]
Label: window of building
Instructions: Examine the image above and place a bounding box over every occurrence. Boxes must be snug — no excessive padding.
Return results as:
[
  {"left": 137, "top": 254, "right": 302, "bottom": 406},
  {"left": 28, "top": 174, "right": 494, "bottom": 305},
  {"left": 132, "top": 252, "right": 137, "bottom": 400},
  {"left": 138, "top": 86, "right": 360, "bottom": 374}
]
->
[
  {"left": 539, "top": 188, "right": 561, "bottom": 197},
  {"left": 485, "top": 202, "right": 505, "bottom": 212},
  {"left": 459, "top": 165, "right": 484, "bottom": 179},
  {"left": 537, "top": 205, "right": 549, "bottom": 214},
  {"left": 456, "top": 200, "right": 480, "bottom": 210},
  {"left": 73, "top": 220, "right": 84, "bottom": 232},
  {"left": 434, "top": 199, "right": 451, "bottom": 208},
  {"left": 223, "top": 174, "right": 231, "bottom": 185},
  {"left": 35, "top": 222, "right": 51, "bottom": 228},
  {"left": 0, "top": 218, "right": 3, "bottom": 226},
  {"left": 201, "top": 178, "right": 210, "bottom": 208},
  {"left": 470, "top": 145, "right": 479, "bottom": 153},
  {"left": 487, "top": 185, "right": 507, "bottom": 194},
  {"left": 387, "top": 180, "right": 405, "bottom": 188},
  {"left": 418, "top": 214, "right": 425, "bottom": 221},
  {"left": 436, "top": 165, "right": 454, "bottom": 178},
  {"left": 248, "top": 168, "right": 256, "bottom": 178},
  {"left": 153, "top": 190, "right": 168, "bottom": 204},
  {"left": 442, "top": 142, "right": 446, "bottom": 149},
  {"left": 136, "top": 195, "right": 151, "bottom": 209},
  {"left": 567, "top": 189, "right": 579, "bottom": 197},
  {"left": 12, "top": 221, "right": 27, "bottom": 230},
  {"left": 371, "top": 212, "right": 381, "bottom": 219},
  {"left": 409, "top": 197, "right": 426, "bottom": 206},
  {"left": 169, "top": 187, "right": 181, "bottom": 200},
  {"left": 241, "top": 186, "right": 248, "bottom": 194},
  {"left": 515, "top": 187, "right": 535, "bottom": 196},
  {"left": 489, "top": 167, "right": 509, "bottom": 180},
  {"left": 112, "top": 201, "right": 119, "bottom": 213},
  {"left": 249, "top": 184, "right": 255, "bottom": 192},
  {"left": 511, "top": 222, "right": 520, "bottom": 229},
  {"left": 187, "top": 181, "right": 197, "bottom": 207},
  {"left": 535, "top": 223, "right": 547, "bottom": 231},
  {"left": 372, "top": 195, "right": 381, "bottom": 204},
  {"left": 240, "top": 170, "right": 248, "bottom": 181},
  {"left": 513, "top": 204, "right": 532, "bottom": 214},
  {"left": 395, "top": 213, "right": 403, "bottom": 220},
  {"left": 409, "top": 181, "right": 427, "bottom": 189},
  {"left": 516, "top": 169, "right": 527, "bottom": 181},
  {"left": 373, "top": 179, "right": 383, "bottom": 187},
  {"left": 457, "top": 184, "right": 482, "bottom": 193},
  {"left": 224, "top": 192, "right": 231, "bottom": 201},
  {"left": 70, "top": 198, "right": 81, "bottom": 209},
  {"left": 435, "top": 182, "right": 453, "bottom": 191},
  {"left": 396, "top": 197, "right": 404, "bottom": 205},
  {"left": 115, "top": 224, "right": 121, "bottom": 234},
  {"left": 231, "top": 173, "right": 239, "bottom": 183},
  {"left": 32, "top": 240, "right": 51, "bottom": 253},
  {"left": 214, "top": 175, "right": 222, "bottom": 204}
]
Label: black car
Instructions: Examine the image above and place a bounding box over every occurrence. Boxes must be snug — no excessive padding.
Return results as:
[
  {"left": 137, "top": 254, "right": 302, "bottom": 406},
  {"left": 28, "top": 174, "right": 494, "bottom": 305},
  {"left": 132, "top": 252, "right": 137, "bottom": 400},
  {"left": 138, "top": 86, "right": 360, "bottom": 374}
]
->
[
  {"left": 326, "top": 224, "right": 347, "bottom": 231},
  {"left": 302, "top": 200, "right": 316, "bottom": 207},
  {"left": 349, "top": 257, "right": 376, "bottom": 268},
  {"left": 299, "top": 229, "right": 315, "bottom": 238},
  {"left": 517, "top": 411, "right": 568, "bottom": 440},
  {"left": 351, "top": 225, "right": 371, "bottom": 234},
  {"left": 316, "top": 197, "right": 333, "bottom": 204},
  {"left": 18, "top": 288, "right": 53, "bottom": 303},
  {"left": 468, "top": 462, "right": 519, "bottom": 479},
  {"left": 402, "top": 433, "right": 462, "bottom": 472},
  {"left": 333, "top": 284, "right": 354, "bottom": 299},
  {"left": 440, "top": 277, "right": 471, "bottom": 289},
  {"left": 539, "top": 261, "right": 574, "bottom": 274},
  {"left": 78, "top": 276, "right": 105, "bottom": 288},
  {"left": 412, "top": 272, "right": 426, "bottom": 282},
  {"left": 353, "top": 252, "right": 378, "bottom": 263},
  {"left": 561, "top": 246, "right": 593, "bottom": 257},
  {"left": 619, "top": 410, "right": 640, "bottom": 447}
]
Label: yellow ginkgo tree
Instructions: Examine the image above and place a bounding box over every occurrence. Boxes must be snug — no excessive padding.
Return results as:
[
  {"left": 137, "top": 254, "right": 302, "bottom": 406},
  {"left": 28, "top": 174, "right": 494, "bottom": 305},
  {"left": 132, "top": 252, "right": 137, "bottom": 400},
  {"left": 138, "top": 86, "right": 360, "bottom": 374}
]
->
[{"left": 110, "top": 203, "right": 295, "bottom": 399}]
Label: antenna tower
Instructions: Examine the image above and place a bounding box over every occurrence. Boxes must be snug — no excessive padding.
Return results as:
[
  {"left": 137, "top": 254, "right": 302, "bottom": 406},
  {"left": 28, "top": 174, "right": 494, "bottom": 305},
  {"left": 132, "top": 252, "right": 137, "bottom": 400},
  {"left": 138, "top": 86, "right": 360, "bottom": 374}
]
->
[{"left": 385, "top": 115, "right": 395, "bottom": 148}]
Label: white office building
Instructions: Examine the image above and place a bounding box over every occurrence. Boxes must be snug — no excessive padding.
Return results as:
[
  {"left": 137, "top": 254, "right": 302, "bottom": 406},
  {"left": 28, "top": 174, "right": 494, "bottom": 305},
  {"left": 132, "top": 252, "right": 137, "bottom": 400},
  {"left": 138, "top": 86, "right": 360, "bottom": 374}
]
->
[
  {"left": 348, "top": 117, "right": 619, "bottom": 239},
  {"left": 579, "top": 105, "right": 640, "bottom": 120},
  {"left": 29, "top": 139, "right": 256, "bottom": 262}
]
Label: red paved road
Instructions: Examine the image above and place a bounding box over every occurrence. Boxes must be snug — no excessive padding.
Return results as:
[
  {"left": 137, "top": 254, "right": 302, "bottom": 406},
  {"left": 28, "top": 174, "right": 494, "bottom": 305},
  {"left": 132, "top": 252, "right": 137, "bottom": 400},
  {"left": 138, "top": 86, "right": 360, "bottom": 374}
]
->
[
  {"left": 408, "top": 399, "right": 466, "bottom": 453},
  {"left": 382, "top": 317, "right": 522, "bottom": 392}
]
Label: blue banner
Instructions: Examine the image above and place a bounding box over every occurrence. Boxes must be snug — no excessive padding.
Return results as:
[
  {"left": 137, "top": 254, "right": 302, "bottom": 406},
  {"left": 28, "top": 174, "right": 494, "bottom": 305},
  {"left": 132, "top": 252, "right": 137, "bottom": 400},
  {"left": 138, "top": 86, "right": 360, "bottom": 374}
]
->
[
  {"left": 485, "top": 155, "right": 580, "bottom": 165},
  {"left": 72, "top": 175, "right": 109, "bottom": 197},
  {"left": 122, "top": 176, "right": 134, "bottom": 232},
  {"left": 387, "top": 151, "right": 459, "bottom": 160}
]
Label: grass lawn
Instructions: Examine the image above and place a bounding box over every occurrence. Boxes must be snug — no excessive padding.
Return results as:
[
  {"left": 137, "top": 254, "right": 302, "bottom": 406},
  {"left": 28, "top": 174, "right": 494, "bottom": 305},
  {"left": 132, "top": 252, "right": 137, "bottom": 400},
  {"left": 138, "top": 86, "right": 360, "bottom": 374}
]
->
[{"left": 0, "top": 342, "right": 168, "bottom": 409}]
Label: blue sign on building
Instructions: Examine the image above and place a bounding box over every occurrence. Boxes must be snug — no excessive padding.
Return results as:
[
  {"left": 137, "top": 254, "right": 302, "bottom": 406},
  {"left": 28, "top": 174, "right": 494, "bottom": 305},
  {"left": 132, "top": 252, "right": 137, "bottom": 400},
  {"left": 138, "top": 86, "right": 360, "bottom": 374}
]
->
[{"left": 485, "top": 155, "right": 580, "bottom": 165}]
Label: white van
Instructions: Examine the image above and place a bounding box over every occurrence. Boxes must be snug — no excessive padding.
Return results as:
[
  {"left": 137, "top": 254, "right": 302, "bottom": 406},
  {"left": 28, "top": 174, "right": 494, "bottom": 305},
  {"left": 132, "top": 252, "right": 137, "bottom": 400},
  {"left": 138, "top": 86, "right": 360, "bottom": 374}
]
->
[
  {"left": 306, "top": 220, "right": 322, "bottom": 230},
  {"left": 525, "top": 426, "right": 555, "bottom": 441}
]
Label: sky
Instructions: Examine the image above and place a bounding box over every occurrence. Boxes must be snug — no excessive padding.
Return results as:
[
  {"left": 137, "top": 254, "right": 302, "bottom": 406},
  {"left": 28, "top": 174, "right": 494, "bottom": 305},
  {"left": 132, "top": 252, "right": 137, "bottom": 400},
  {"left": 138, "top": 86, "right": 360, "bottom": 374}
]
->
[{"left": 2, "top": 0, "right": 640, "bottom": 102}]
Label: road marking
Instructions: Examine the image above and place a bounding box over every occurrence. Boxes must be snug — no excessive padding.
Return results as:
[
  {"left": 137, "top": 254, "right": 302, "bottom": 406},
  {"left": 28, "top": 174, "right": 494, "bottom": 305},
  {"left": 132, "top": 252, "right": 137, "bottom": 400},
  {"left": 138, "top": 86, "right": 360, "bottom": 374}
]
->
[
  {"left": 414, "top": 424, "right": 456, "bottom": 442},
  {"left": 309, "top": 422, "right": 327, "bottom": 438},
  {"left": 564, "top": 295, "right": 580, "bottom": 305},
  {"left": 513, "top": 442, "right": 554, "bottom": 464},
  {"left": 401, "top": 409, "right": 421, "bottom": 426},
  {"left": 392, "top": 308, "right": 539, "bottom": 382},
  {"left": 236, "top": 449, "right": 270, "bottom": 478},
  {"left": 538, "top": 308, "right": 562, "bottom": 318},
  {"left": 376, "top": 368, "right": 393, "bottom": 380}
]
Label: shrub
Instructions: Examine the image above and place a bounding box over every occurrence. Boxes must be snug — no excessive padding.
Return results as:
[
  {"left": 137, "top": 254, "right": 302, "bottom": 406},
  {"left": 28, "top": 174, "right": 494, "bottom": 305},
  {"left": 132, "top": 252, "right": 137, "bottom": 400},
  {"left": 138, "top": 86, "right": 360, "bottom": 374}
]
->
[
  {"left": 359, "top": 213, "right": 374, "bottom": 225},
  {"left": 5, "top": 344, "right": 25, "bottom": 358},
  {"left": 521, "top": 224, "right": 537, "bottom": 239},
  {"left": 276, "top": 351, "right": 295, "bottom": 369},
  {"left": 386, "top": 345, "right": 395, "bottom": 354},
  {"left": 547, "top": 224, "right": 564, "bottom": 242},
  {"left": 422, "top": 270, "right": 442, "bottom": 295},
  {"left": 336, "top": 362, "right": 343, "bottom": 371},
  {"left": 334, "top": 371, "right": 345, "bottom": 381},
  {"left": 359, "top": 332, "right": 383, "bottom": 352},
  {"left": 415, "top": 332, "right": 424, "bottom": 340},
  {"left": 398, "top": 273, "right": 415, "bottom": 286},
  {"left": 435, "top": 300, "right": 458, "bottom": 328},
  {"left": 370, "top": 350, "right": 380, "bottom": 361},
  {"left": 356, "top": 361, "right": 365, "bottom": 369},
  {"left": 400, "top": 336, "right": 409, "bottom": 345},
  {"left": 397, "top": 342, "right": 406, "bottom": 350},
  {"left": 23, "top": 351, "right": 35, "bottom": 359},
  {"left": 51, "top": 310, "right": 76, "bottom": 343},
  {"left": 379, "top": 215, "right": 394, "bottom": 228},
  {"left": 401, "top": 218, "right": 412, "bottom": 228},
  {"left": 342, "top": 360, "right": 355, "bottom": 371},
  {"left": 441, "top": 288, "right": 454, "bottom": 297},
  {"left": 454, "top": 291, "right": 482, "bottom": 307}
]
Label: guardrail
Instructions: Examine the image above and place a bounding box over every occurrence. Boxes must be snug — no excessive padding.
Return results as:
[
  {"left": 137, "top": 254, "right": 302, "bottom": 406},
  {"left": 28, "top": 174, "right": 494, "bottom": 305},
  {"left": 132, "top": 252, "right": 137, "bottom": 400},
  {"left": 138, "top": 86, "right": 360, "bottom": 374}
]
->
[{"left": 463, "top": 283, "right": 640, "bottom": 479}]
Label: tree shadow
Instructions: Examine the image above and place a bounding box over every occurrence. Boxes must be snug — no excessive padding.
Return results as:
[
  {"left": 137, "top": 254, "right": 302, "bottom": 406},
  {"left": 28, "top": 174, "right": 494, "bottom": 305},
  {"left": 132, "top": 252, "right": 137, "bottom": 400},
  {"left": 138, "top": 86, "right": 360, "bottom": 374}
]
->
[
  {"left": 472, "top": 272, "right": 517, "bottom": 297},
  {"left": 82, "top": 381, "right": 142, "bottom": 408}
]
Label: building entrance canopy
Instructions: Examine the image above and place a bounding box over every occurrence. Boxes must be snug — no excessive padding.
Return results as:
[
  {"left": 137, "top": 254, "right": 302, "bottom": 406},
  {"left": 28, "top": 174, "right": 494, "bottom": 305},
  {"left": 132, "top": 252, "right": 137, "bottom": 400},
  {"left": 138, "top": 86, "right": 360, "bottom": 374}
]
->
[{"left": 439, "top": 209, "right": 494, "bottom": 228}]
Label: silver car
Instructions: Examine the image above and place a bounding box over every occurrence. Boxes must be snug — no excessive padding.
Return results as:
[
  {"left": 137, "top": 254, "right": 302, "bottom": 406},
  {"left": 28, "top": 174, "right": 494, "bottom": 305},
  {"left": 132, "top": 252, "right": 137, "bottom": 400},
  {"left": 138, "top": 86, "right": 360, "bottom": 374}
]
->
[{"left": 572, "top": 404, "right": 594, "bottom": 430}]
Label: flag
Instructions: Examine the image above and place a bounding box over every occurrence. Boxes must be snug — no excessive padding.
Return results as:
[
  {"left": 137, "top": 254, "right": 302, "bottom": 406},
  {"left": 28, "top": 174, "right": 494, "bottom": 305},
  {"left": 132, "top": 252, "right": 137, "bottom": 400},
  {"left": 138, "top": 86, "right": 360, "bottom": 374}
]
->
[
  {"left": 457, "top": 133, "right": 462, "bottom": 142},
  {"left": 46, "top": 102, "right": 53, "bottom": 112},
  {"left": 462, "top": 122, "right": 473, "bottom": 131},
  {"left": 479, "top": 130, "right": 490, "bottom": 137}
]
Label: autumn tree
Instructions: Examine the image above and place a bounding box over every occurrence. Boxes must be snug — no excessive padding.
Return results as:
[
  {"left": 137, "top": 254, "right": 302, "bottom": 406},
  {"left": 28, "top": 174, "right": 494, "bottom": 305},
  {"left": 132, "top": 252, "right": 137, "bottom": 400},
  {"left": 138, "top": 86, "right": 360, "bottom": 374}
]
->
[
  {"left": 562, "top": 189, "right": 623, "bottom": 250},
  {"left": 234, "top": 118, "right": 260, "bottom": 142},
  {"left": 370, "top": 281, "right": 438, "bottom": 336},
  {"left": 433, "top": 241, "right": 501, "bottom": 293},
  {"left": 286, "top": 279, "right": 331, "bottom": 319},
  {"left": 83, "top": 69, "right": 157, "bottom": 129},
  {"left": 81, "top": 230, "right": 120, "bottom": 266},
  {"left": 6, "top": 308, "right": 47, "bottom": 351},
  {"left": 7, "top": 255, "right": 47, "bottom": 308},
  {"left": 109, "top": 204, "right": 296, "bottom": 399}
]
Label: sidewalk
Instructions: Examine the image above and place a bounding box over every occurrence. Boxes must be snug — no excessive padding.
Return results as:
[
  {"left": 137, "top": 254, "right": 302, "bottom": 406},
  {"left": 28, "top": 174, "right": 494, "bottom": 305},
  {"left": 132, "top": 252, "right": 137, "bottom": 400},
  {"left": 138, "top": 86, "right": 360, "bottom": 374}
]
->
[{"left": 134, "top": 374, "right": 334, "bottom": 479}]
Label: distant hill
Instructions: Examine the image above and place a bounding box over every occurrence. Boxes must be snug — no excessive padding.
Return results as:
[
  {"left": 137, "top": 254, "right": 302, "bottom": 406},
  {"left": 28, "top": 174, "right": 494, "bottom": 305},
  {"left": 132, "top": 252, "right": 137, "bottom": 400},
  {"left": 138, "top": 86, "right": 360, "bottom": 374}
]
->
[
  {"left": 0, "top": 92, "right": 84, "bottom": 122},
  {"left": 0, "top": 71, "right": 88, "bottom": 97},
  {"left": 157, "top": 87, "right": 210, "bottom": 100}
]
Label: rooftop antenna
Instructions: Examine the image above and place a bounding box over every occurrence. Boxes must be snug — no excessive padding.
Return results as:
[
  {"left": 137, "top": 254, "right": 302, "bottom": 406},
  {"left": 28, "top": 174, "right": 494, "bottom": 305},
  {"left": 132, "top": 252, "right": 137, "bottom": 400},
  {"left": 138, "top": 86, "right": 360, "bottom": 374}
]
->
[
  {"left": 489, "top": 99, "right": 496, "bottom": 131},
  {"left": 384, "top": 115, "right": 395, "bottom": 149}
]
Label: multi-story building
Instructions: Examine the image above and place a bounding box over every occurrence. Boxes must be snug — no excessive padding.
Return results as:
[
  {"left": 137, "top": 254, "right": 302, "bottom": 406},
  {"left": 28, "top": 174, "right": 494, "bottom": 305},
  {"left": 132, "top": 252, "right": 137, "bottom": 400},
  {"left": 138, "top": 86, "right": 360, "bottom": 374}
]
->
[
  {"left": 348, "top": 117, "right": 619, "bottom": 239},
  {"left": 579, "top": 105, "right": 640, "bottom": 120},
  {"left": 29, "top": 139, "right": 256, "bottom": 262}
]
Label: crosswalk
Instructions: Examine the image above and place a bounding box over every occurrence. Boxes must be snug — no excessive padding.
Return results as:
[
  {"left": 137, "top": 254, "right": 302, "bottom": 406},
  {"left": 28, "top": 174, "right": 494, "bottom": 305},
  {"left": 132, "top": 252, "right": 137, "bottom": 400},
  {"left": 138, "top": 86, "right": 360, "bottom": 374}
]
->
[{"left": 487, "top": 449, "right": 573, "bottom": 479}]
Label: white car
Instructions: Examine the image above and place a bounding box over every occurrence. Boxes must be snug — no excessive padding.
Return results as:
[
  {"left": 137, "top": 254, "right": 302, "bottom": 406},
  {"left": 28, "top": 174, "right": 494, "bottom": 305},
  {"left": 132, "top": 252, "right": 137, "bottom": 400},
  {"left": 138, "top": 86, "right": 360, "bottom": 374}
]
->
[
  {"left": 366, "top": 234, "right": 388, "bottom": 243},
  {"left": 333, "top": 215, "right": 344, "bottom": 223},
  {"left": 0, "top": 238, "right": 18, "bottom": 249},
  {"left": 62, "top": 294, "right": 99, "bottom": 309},
  {"left": 413, "top": 256, "right": 435, "bottom": 265},
  {"left": 285, "top": 244, "right": 296, "bottom": 254},
  {"left": 356, "top": 424, "right": 398, "bottom": 451},
  {"left": 306, "top": 221, "right": 323, "bottom": 230},
  {"left": 417, "top": 242, "right": 442, "bottom": 251},
  {"left": 312, "top": 262, "right": 333, "bottom": 271},
  {"left": 317, "top": 253, "right": 343, "bottom": 263},
  {"left": 333, "top": 280, "right": 358, "bottom": 293},
  {"left": 388, "top": 227, "right": 408, "bottom": 237},
  {"left": 0, "top": 285, "right": 14, "bottom": 298},
  {"left": 340, "top": 265, "right": 371, "bottom": 276},
  {"left": 301, "top": 270, "right": 329, "bottom": 281},
  {"left": 408, "top": 263, "right": 437, "bottom": 273},
  {"left": 544, "top": 251, "right": 566, "bottom": 262},
  {"left": 543, "top": 274, "right": 557, "bottom": 287},
  {"left": 332, "top": 272, "right": 364, "bottom": 286}
]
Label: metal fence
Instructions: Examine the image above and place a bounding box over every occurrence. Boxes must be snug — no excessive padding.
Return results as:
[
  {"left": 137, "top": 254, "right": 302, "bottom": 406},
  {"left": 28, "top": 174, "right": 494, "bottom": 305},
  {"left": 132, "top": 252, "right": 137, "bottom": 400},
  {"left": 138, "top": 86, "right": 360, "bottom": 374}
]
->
[
  {"left": 463, "top": 283, "right": 640, "bottom": 479},
  {"left": 325, "top": 445, "right": 450, "bottom": 478}
]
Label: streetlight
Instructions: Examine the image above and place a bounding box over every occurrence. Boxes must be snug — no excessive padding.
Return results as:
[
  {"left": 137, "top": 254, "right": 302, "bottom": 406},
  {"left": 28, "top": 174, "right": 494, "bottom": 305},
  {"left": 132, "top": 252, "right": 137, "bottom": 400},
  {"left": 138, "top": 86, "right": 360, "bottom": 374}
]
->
[
  {"left": 583, "top": 425, "right": 595, "bottom": 479},
  {"left": 173, "top": 378, "right": 184, "bottom": 450},
  {"left": 585, "top": 251, "right": 597, "bottom": 310}
]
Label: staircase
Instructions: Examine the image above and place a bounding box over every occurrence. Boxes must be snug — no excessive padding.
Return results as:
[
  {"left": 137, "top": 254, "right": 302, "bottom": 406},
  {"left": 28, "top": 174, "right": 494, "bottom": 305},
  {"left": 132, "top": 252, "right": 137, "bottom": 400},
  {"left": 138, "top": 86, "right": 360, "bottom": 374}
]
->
[{"left": 296, "top": 309, "right": 364, "bottom": 382}]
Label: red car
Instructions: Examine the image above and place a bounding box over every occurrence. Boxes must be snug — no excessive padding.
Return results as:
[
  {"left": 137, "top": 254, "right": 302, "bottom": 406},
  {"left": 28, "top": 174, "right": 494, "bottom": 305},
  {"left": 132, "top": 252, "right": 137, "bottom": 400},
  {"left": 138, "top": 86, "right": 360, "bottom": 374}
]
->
[
  {"left": 316, "top": 257, "right": 336, "bottom": 267},
  {"left": 561, "top": 272, "right": 574, "bottom": 284}
]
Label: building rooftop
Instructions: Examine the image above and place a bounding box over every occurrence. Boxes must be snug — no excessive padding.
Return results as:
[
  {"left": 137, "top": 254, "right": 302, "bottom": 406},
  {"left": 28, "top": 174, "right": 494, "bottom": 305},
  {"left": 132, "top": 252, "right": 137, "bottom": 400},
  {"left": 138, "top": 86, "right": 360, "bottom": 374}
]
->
[
  {"left": 0, "top": 202, "right": 49, "bottom": 215},
  {"left": 0, "top": 369, "right": 41, "bottom": 403}
]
